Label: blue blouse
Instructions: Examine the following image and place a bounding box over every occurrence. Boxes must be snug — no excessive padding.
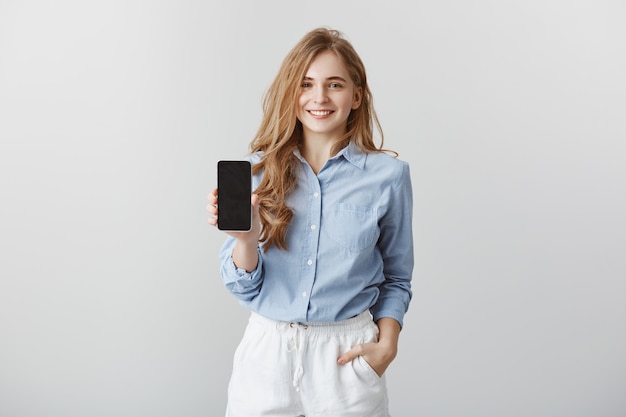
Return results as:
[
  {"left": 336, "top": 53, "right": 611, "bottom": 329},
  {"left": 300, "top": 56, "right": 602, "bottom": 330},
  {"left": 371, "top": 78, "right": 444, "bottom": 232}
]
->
[{"left": 219, "top": 141, "right": 414, "bottom": 327}]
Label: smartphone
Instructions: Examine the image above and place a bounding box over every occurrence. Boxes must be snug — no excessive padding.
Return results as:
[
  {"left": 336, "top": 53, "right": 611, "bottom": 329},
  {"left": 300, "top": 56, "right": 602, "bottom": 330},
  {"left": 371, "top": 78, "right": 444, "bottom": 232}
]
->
[{"left": 217, "top": 160, "right": 252, "bottom": 231}]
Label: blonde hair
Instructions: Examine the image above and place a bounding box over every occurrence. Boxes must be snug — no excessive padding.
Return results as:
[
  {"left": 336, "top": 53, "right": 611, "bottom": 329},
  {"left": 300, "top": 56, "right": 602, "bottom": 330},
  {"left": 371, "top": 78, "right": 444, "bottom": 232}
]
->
[{"left": 250, "top": 27, "right": 395, "bottom": 251}]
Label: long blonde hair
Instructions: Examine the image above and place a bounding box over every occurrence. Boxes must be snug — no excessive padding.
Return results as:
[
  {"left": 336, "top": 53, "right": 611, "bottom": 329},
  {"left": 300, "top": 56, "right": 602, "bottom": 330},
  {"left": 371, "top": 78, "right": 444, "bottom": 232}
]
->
[{"left": 250, "top": 27, "right": 394, "bottom": 251}]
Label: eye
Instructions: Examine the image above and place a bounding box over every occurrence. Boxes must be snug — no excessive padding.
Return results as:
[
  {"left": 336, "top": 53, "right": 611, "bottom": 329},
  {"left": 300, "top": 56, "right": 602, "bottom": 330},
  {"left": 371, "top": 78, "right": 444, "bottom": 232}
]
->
[
  {"left": 301, "top": 82, "right": 311, "bottom": 88},
  {"left": 329, "top": 82, "right": 342, "bottom": 88}
]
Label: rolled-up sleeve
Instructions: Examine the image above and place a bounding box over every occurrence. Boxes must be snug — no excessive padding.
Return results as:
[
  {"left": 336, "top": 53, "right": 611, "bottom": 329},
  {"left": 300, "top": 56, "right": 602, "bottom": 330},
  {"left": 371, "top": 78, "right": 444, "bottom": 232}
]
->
[{"left": 219, "top": 237, "right": 264, "bottom": 302}]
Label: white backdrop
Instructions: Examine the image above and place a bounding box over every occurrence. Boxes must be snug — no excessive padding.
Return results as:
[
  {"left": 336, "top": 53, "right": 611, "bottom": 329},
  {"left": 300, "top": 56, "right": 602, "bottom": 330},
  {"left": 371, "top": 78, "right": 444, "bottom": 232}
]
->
[{"left": 1, "top": 1, "right": 625, "bottom": 416}]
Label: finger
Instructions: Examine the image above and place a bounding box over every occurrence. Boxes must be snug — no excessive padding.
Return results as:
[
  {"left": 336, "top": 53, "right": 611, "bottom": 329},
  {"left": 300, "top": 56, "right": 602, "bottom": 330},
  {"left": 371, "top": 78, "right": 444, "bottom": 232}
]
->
[
  {"left": 208, "top": 189, "right": 218, "bottom": 204},
  {"left": 207, "top": 203, "right": 218, "bottom": 225},
  {"left": 337, "top": 344, "right": 364, "bottom": 365},
  {"left": 207, "top": 189, "right": 219, "bottom": 212},
  {"left": 207, "top": 189, "right": 219, "bottom": 224},
  {"left": 250, "top": 194, "right": 260, "bottom": 223}
]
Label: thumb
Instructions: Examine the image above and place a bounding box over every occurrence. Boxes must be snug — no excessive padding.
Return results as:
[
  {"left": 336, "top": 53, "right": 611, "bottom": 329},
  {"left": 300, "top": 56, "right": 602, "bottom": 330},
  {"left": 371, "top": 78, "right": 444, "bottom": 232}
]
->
[
  {"left": 250, "top": 194, "right": 260, "bottom": 218},
  {"left": 337, "top": 344, "right": 364, "bottom": 365}
]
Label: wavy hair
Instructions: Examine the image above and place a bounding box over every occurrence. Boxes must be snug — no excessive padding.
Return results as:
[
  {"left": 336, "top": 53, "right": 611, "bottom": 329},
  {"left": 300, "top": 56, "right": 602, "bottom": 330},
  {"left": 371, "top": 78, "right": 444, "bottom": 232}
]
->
[{"left": 250, "top": 27, "right": 395, "bottom": 251}]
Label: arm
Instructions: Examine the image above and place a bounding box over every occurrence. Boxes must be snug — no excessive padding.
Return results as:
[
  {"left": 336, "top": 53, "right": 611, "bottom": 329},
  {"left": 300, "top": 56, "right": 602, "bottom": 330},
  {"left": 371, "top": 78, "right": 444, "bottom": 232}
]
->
[
  {"left": 337, "top": 162, "right": 414, "bottom": 376},
  {"left": 230, "top": 193, "right": 261, "bottom": 272},
  {"left": 370, "top": 161, "right": 414, "bottom": 327},
  {"left": 208, "top": 189, "right": 264, "bottom": 301}
]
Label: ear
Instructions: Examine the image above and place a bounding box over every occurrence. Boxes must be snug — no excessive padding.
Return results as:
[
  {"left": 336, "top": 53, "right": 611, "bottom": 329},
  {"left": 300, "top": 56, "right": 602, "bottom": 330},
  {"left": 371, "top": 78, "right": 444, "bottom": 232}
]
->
[{"left": 352, "top": 86, "right": 363, "bottom": 110}]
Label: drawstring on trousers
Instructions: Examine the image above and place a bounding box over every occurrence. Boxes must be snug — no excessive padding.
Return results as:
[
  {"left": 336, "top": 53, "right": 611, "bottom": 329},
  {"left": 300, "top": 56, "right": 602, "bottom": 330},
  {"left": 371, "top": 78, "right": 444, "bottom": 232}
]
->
[{"left": 286, "top": 321, "right": 308, "bottom": 392}]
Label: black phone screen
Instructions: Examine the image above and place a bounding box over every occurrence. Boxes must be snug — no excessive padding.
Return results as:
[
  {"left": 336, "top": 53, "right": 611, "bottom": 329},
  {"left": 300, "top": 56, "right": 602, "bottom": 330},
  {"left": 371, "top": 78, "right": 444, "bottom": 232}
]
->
[{"left": 217, "top": 160, "right": 252, "bottom": 231}]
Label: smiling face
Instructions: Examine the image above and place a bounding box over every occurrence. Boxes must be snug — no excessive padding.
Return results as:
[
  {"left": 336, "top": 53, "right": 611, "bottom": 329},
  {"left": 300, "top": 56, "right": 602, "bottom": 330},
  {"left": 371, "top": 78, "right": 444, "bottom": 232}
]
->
[{"left": 296, "top": 51, "right": 362, "bottom": 144}]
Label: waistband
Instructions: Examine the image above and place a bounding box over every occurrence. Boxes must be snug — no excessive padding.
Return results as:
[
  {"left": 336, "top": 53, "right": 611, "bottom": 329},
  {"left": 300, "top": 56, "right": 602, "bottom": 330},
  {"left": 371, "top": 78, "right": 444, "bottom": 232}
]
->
[{"left": 249, "top": 310, "right": 375, "bottom": 337}]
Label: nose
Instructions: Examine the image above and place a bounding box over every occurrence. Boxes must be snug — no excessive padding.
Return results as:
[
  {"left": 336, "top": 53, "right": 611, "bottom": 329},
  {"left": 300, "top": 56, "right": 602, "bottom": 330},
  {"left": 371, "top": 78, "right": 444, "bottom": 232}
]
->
[{"left": 313, "top": 86, "right": 328, "bottom": 103}]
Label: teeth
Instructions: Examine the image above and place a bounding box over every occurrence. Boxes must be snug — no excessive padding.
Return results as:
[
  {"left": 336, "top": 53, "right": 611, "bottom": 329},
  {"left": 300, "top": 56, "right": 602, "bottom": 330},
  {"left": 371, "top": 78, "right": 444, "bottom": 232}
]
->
[{"left": 310, "top": 110, "right": 332, "bottom": 116}]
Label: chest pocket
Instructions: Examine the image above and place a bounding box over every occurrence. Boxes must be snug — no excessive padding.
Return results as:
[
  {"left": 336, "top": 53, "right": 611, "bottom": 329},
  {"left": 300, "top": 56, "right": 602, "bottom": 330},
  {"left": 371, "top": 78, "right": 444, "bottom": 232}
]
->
[{"left": 324, "top": 203, "right": 379, "bottom": 252}]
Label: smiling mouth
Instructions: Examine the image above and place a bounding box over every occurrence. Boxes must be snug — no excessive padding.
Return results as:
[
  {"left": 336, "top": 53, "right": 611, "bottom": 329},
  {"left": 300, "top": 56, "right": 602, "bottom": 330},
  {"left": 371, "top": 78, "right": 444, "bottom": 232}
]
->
[{"left": 308, "top": 110, "right": 333, "bottom": 116}]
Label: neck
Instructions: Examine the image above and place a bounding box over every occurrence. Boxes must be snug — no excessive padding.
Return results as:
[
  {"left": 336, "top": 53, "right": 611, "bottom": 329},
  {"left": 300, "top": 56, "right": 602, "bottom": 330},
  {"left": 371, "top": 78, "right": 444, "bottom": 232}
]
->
[{"left": 299, "top": 139, "right": 335, "bottom": 175}]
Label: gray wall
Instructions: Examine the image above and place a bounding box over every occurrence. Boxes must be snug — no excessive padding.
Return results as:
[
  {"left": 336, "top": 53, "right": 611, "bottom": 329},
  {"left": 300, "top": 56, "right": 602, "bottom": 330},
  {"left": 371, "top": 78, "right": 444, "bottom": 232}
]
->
[{"left": 1, "top": 1, "right": 625, "bottom": 416}]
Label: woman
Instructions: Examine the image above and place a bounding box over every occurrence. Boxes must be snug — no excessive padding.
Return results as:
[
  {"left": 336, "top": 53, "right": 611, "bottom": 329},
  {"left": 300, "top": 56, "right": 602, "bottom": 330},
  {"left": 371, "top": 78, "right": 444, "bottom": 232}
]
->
[{"left": 207, "top": 27, "right": 414, "bottom": 416}]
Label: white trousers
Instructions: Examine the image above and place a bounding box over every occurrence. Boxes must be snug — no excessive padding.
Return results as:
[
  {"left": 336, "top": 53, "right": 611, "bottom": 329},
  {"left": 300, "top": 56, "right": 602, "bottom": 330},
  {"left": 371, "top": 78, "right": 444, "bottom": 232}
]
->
[{"left": 226, "top": 310, "right": 390, "bottom": 417}]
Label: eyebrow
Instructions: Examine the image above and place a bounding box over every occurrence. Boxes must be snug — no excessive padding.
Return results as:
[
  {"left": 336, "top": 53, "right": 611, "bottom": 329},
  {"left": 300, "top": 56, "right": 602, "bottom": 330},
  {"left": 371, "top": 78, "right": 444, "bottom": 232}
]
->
[{"left": 302, "top": 76, "right": 348, "bottom": 82}]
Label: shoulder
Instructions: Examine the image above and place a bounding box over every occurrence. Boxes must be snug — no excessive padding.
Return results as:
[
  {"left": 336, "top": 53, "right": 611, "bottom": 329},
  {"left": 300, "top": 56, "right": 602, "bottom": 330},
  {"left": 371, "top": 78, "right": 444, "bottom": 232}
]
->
[
  {"left": 363, "top": 151, "right": 410, "bottom": 177},
  {"left": 243, "top": 152, "right": 264, "bottom": 188},
  {"left": 246, "top": 151, "right": 263, "bottom": 165},
  {"left": 344, "top": 141, "right": 409, "bottom": 175},
  {"left": 359, "top": 151, "right": 412, "bottom": 193}
]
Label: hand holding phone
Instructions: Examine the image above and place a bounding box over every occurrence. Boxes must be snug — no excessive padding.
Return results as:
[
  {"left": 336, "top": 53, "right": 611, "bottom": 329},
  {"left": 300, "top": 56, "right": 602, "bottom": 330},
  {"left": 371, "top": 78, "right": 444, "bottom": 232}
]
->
[{"left": 217, "top": 160, "right": 252, "bottom": 231}]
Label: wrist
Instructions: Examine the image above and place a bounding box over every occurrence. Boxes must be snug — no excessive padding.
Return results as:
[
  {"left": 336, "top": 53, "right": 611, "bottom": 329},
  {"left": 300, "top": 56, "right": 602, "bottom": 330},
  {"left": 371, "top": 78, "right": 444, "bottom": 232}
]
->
[
  {"left": 376, "top": 317, "right": 400, "bottom": 357},
  {"left": 377, "top": 336, "right": 398, "bottom": 352},
  {"left": 232, "top": 240, "right": 259, "bottom": 272}
]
